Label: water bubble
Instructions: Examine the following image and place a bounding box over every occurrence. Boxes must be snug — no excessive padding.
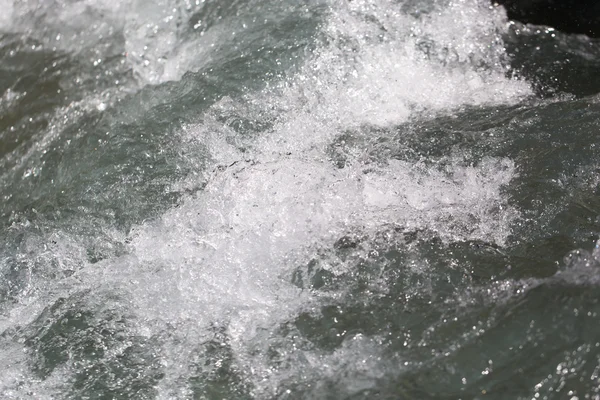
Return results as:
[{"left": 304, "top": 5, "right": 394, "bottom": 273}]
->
[{"left": 563, "top": 249, "right": 594, "bottom": 270}]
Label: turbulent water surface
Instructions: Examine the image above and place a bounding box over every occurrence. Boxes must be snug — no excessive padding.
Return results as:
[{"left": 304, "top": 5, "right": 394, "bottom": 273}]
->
[{"left": 1, "top": 0, "right": 600, "bottom": 398}]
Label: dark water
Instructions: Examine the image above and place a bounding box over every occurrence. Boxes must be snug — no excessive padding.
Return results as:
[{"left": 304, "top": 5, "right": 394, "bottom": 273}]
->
[{"left": 1, "top": 0, "right": 600, "bottom": 399}]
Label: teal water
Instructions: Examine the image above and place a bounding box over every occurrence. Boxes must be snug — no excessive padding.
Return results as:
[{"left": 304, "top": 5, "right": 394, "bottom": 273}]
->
[{"left": 1, "top": 0, "right": 600, "bottom": 399}]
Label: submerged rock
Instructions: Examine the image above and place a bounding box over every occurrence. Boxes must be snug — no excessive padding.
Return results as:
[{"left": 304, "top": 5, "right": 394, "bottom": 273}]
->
[{"left": 494, "top": 0, "right": 600, "bottom": 37}]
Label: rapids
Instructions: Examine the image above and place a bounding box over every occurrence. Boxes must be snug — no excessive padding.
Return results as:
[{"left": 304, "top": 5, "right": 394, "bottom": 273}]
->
[{"left": 1, "top": 0, "right": 599, "bottom": 399}]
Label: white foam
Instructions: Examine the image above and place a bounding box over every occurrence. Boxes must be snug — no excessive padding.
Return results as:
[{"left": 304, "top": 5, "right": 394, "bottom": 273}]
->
[
  {"left": 130, "top": 0, "right": 527, "bottom": 390},
  {"left": 123, "top": 153, "right": 517, "bottom": 323},
  {"left": 274, "top": 0, "right": 531, "bottom": 128},
  {"left": 119, "top": 153, "right": 517, "bottom": 394},
  {"left": 1, "top": 0, "right": 531, "bottom": 395}
]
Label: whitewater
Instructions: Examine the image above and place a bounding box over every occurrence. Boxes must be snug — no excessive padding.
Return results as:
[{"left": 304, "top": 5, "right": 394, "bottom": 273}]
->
[{"left": 1, "top": 0, "right": 599, "bottom": 398}]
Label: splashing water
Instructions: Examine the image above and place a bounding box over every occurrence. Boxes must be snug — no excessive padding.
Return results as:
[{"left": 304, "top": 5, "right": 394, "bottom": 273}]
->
[{"left": 1, "top": 0, "right": 600, "bottom": 398}]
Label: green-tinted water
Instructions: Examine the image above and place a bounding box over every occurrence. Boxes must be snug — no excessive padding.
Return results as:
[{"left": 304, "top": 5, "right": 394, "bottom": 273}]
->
[{"left": 1, "top": 0, "right": 599, "bottom": 398}]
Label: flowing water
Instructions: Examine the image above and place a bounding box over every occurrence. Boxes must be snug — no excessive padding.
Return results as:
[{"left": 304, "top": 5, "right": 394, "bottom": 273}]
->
[{"left": 1, "top": 0, "right": 600, "bottom": 398}]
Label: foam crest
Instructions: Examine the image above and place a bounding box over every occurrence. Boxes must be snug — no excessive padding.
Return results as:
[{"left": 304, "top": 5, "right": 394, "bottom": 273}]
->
[
  {"left": 119, "top": 0, "right": 527, "bottom": 391},
  {"left": 276, "top": 0, "right": 531, "bottom": 128},
  {"left": 129, "top": 155, "right": 517, "bottom": 316}
]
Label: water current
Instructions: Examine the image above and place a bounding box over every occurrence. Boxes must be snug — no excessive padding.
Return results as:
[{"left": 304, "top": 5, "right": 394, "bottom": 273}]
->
[{"left": 1, "top": 0, "right": 600, "bottom": 398}]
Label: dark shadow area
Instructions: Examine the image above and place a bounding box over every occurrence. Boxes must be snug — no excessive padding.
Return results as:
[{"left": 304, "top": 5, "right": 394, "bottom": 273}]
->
[
  {"left": 502, "top": 24, "right": 600, "bottom": 97},
  {"left": 495, "top": 0, "right": 600, "bottom": 38}
]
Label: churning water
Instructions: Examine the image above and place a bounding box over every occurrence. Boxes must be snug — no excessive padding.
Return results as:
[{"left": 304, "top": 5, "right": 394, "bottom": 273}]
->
[{"left": 1, "top": 0, "right": 600, "bottom": 398}]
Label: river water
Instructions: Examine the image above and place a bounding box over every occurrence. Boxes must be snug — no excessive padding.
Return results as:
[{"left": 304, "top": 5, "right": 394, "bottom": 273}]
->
[{"left": 1, "top": 0, "right": 599, "bottom": 399}]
